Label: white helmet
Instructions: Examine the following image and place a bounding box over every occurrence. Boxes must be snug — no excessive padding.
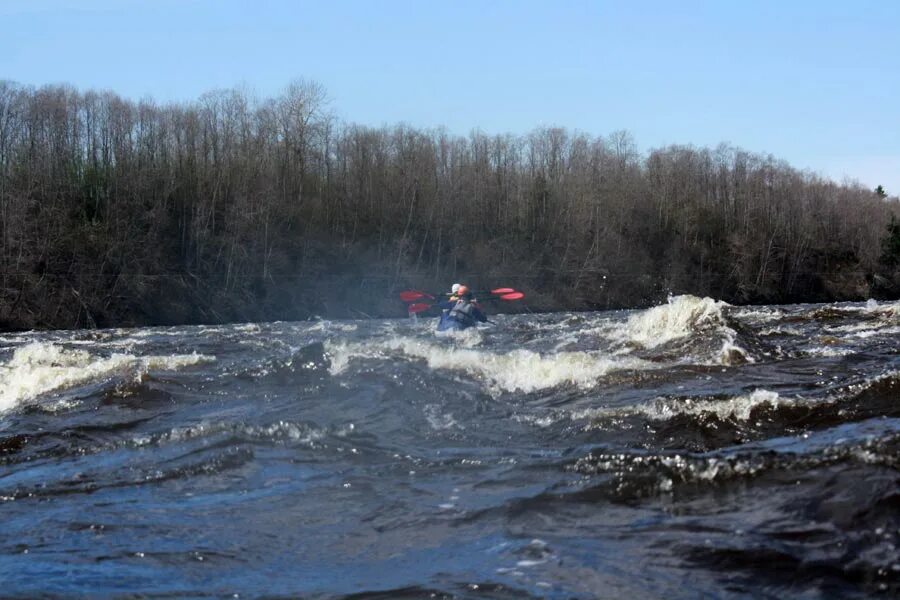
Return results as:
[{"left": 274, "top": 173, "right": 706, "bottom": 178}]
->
[{"left": 451, "top": 283, "right": 461, "bottom": 294}]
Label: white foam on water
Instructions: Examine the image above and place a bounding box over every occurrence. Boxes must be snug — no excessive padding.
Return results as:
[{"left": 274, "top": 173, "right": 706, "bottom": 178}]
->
[
  {"left": 104, "top": 338, "right": 147, "bottom": 350},
  {"left": 851, "top": 325, "right": 900, "bottom": 339},
  {"left": 552, "top": 321, "right": 623, "bottom": 351},
  {"left": 325, "top": 336, "right": 650, "bottom": 394},
  {"left": 715, "top": 333, "right": 755, "bottom": 366},
  {"left": 731, "top": 306, "right": 783, "bottom": 321},
  {"left": 571, "top": 389, "right": 787, "bottom": 423},
  {"left": 434, "top": 326, "right": 485, "bottom": 347},
  {"left": 128, "top": 328, "right": 189, "bottom": 338},
  {"left": 759, "top": 325, "right": 803, "bottom": 336},
  {"left": 621, "top": 295, "right": 731, "bottom": 348},
  {"left": 308, "top": 320, "right": 358, "bottom": 333},
  {"left": 828, "top": 302, "right": 900, "bottom": 337},
  {"left": 511, "top": 413, "right": 559, "bottom": 428},
  {"left": 862, "top": 298, "right": 900, "bottom": 319},
  {"left": 830, "top": 321, "right": 886, "bottom": 334},
  {"left": 639, "top": 389, "right": 786, "bottom": 421},
  {"left": 804, "top": 345, "right": 854, "bottom": 358},
  {"left": 0, "top": 342, "right": 214, "bottom": 414},
  {"left": 614, "top": 295, "right": 754, "bottom": 365}
]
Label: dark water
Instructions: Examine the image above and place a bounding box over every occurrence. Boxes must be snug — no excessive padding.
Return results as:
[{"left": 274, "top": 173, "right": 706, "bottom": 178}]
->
[{"left": 1, "top": 295, "right": 898, "bottom": 598}]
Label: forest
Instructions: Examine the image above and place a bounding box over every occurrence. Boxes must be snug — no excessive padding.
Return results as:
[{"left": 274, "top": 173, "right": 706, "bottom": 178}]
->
[{"left": 0, "top": 79, "right": 898, "bottom": 329}]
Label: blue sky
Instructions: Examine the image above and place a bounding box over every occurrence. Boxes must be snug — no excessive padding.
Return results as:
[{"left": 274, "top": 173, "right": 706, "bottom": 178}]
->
[{"left": 2, "top": 0, "right": 898, "bottom": 193}]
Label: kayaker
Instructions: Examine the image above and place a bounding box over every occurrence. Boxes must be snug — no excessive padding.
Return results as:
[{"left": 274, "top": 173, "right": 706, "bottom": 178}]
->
[
  {"left": 445, "top": 285, "right": 487, "bottom": 330},
  {"left": 440, "top": 283, "right": 461, "bottom": 318}
]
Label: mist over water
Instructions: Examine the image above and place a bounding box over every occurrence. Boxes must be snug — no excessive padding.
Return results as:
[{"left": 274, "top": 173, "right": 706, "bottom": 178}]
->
[{"left": 1, "top": 295, "right": 898, "bottom": 598}]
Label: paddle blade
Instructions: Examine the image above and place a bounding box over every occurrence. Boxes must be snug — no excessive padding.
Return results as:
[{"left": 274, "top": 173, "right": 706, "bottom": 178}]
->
[
  {"left": 499, "top": 292, "right": 524, "bottom": 301},
  {"left": 400, "top": 290, "right": 431, "bottom": 302},
  {"left": 490, "top": 288, "right": 516, "bottom": 295},
  {"left": 407, "top": 302, "right": 432, "bottom": 314}
]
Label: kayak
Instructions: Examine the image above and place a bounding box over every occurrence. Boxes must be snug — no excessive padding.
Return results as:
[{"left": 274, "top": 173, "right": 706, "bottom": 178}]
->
[{"left": 436, "top": 313, "right": 471, "bottom": 332}]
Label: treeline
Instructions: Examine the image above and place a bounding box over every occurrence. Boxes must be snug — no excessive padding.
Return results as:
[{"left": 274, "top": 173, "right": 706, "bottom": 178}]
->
[{"left": 0, "top": 79, "right": 898, "bottom": 329}]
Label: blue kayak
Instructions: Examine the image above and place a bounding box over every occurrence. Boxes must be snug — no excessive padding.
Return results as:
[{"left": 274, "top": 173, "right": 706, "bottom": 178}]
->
[{"left": 436, "top": 313, "right": 470, "bottom": 332}]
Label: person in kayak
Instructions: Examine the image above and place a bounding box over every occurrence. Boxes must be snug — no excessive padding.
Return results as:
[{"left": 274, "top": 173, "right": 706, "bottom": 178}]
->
[
  {"left": 439, "top": 283, "right": 461, "bottom": 319},
  {"left": 438, "top": 285, "right": 487, "bottom": 331},
  {"left": 446, "top": 282, "right": 478, "bottom": 303}
]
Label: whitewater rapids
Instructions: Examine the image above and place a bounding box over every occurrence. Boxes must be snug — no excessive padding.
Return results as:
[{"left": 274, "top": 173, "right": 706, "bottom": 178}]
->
[{"left": 0, "top": 295, "right": 898, "bottom": 598}]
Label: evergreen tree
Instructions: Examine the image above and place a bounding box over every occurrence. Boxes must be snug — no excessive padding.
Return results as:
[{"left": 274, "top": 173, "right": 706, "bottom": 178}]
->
[{"left": 880, "top": 216, "right": 900, "bottom": 268}]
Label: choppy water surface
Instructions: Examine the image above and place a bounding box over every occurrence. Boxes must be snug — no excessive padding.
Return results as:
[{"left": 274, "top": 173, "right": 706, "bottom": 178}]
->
[{"left": 1, "top": 296, "right": 898, "bottom": 598}]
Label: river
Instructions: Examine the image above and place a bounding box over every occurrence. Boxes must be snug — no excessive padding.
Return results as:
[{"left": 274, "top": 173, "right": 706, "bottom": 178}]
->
[{"left": 1, "top": 295, "right": 897, "bottom": 598}]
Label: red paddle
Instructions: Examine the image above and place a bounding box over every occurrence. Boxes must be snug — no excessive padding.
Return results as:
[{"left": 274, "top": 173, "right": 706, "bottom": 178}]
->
[
  {"left": 401, "top": 287, "right": 522, "bottom": 305},
  {"left": 407, "top": 302, "right": 432, "bottom": 314},
  {"left": 498, "top": 292, "right": 524, "bottom": 301},
  {"left": 399, "top": 290, "right": 434, "bottom": 302}
]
